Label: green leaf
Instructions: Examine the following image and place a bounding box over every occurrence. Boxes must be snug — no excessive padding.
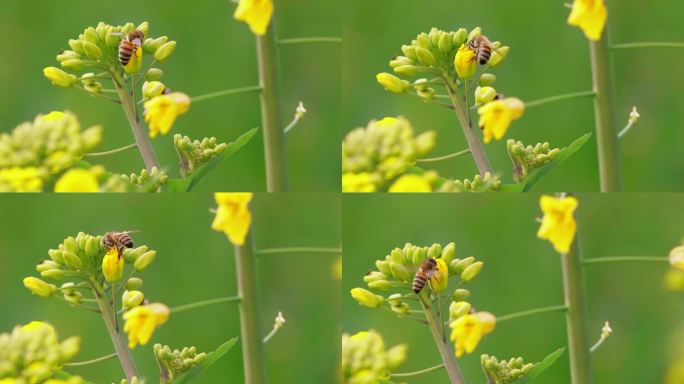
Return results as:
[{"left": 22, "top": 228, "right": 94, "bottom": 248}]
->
[
  {"left": 510, "top": 348, "right": 565, "bottom": 384},
  {"left": 164, "top": 128, "right": 258, "bottom": 192},
  {"left": 173, "top": 337, "right": 239, "bottom": 384},
  {"left": 500, "top": 133, "right": 591, "bottom": 192}
]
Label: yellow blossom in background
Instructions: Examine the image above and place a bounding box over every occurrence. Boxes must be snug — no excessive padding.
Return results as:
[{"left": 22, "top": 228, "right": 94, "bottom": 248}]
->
[
  {"left": 537, "top": 195, "right": 579, "bottom": 254},
  {"left": 665, "top": 269, "right": 684, "bottom": 291},
  {"left": 333, "top": 256, "right": 342, "bottom": 280},
  {"left": 211, "top": 193, "right": 253, "bottom": 246},
  {"left": 669, "top": 246, "right": 684, "bottom": 271},
  {"left": 342, "top": 172, "right": 377, "bottom": 192},
  {"left": 123, "top": 303, "right": 169, "bottom": 349},
  {"left": 41, "top": 111, "right": 65, "bottom": 122},
  {"left": 102, "top": 248, "right": 124, "bottom": 282},
  {"left": 429, "top": 258, "right": 449, "bottom": 292},
  {"left": 449, "top": 311, "right": 496, "bottom": 357},
  {"left": 54, "top": 169, "right": 99, "bottom": 192},
  {"left": 144, "top": 92, "right": 191, "bottom": 138},
  {"left": 454, "top": 45, "right": 476, "bottom": 79},
  {"left": 388, "top": 174, "right": 432, "bottom": 192},
  {"left": 0, "top": 167, "right": 43, "bottom": 192},
  {"left": 477, "top": 98, "right": 524, "bottom": 144},
  {"left": 234, "top": 0, "right": 274, "bottom": 36},
  {"left": 567, "top": 0, "right": 607, "bottom": 41}
]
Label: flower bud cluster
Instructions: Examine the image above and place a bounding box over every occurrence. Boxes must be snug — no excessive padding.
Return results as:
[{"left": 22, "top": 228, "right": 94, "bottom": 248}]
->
[
  {"left": 481, "top": 354, "right": 535, "bottom": 384},
  {"left": 154, "top": 343, "right": 207, "bottom": 382},
  {"left": 173, "top": 134, "right": 228, "bottom": 177},
  {"left": 439, "top": 172, "right": 502, "bottom": 192},
  {"left": 342, "top": 117, "right": 436, "bottom": 192},
  {"left": 342, "top": 330, "right": 407, "bottom": 383},
  {"left": 507, "top": 140, "right": 560, "bottom": 183},
  {"left": 108, "top": 166, "right": 168, "bottom": 192},
  {"left": 0, "top": 322, "right": 82, "bottom": 382}
]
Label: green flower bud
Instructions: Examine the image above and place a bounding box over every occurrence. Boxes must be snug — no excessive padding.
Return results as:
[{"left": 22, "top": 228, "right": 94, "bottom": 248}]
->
[
  {"left": 489, "top": 46, "right": 509, "bottom": 67},
  {"left": 85, "top": 236, "right": 102, "bottom": 263},
  {"left": 451, "top": 256, "right": 475, "bottom": 274},
  {"left": 144, "top": 68, "right": 164, "bottom": 81},
  {"left": 134, "top": 250, "right": 156, "bottom": 271},
  {"left": 390, "top": 248, "right": 406, "bottom": 264},
  {"left": 449, "top": 301, "right": 471, "bottom": 318},
  {"left": 452, "top": 288, "right": 471, "bottom": 301},
  {"left": 41, "top": 269, "right": 66, "bottom": 280},
  {"left": 82, "top": 41, "right": 103, "bottom": 60},
  {"left": 37, "top": 260, "right": 61, "bottom": 273},
  {"left": 43, "top": 67, "right": 76, "bottom": 88},
  {"left": 393, "top": 65, "right": 418, "bottom": 77},
  {"left": 83, "top": 27, "right": 99, "bottom": 44},
  {"left": 137, "top": 21, "right": 150, "bottom": 37},
  {"left": 438, "top": 32, "right": 453, "bottom": 53},
  {"left": 468, "top": 27, "right": 482, "bottom": 41},
  {"left": 412, "top": 247, "right": 427, "bottom": 265},
  {"left": 368, "top": 280, "right": 394, "bottom": 291},
  {"left": 389, "top": 262, "right": 410, "bottom": 281},
  {"left": 389, "top": 56, "right": 413, "bottom": 68},
  {"left": 143, "top": 81, "right": 166, "bottom": 99},
  {"left": 475, "top": 86, "right": 497, "bottom": 105},
  {"left": 143, "top": 36, "right": 169, "bottom": 54},
  {"left": 64, "top": 290, "right": 82, "bottom": 305},
  {"left": 363, "top": 271, "right": 388, "bottom": 283},
  {"left": 416, "top": 33, "right": 431, "bottom": 49},
  {"left": 61, "top": 251, "right": 83, "bottom": 270},
  {"left": 57, "top": 50, "right": 80, "bottom": 63},
  {"left": 401, "top": 45, "right": 417, "bottom": 60},
  {"left": 123, "top": 246, "right": 148, "bottom": 263},
  {"left": 125, "top": 277, "right": 144, "bottom": 290},
  {"left": 23, "top": 276, "right": 56, "bottom": 297},
  {"left": 68, "top": 39, "right": 85, "bottom": 55},
  {"left": 106, "top": 30, "right": 121, "bottom": 48},
  {"left": 461, "top": 261, "right": 484, "bottom": 282},
  {"left": 376, "top": 72, "right": 409, "bottom": 94},
  {"left": 414, "top": 46, "right": 436, "bottom": 66},
  {"left": 441, "top": 242, "right": 456, "bottom": 264},
  {"left": 453, "top": 28, "right": 468, "bottom": 47},
  {"left": 64, "top": 237, "right": 79, "bottom": 253},
  {"left": 390, "top": 302, "right": 410, "bottom": 315},
  {"left": 427, "top": 243, "right": 442, "bottom": 259},
  {"left": 478, "top": 73, "right": 497, "bottom": 86},
  {"left": 350, "top": 288, "right": 384, "bottom": 308},
  {"left": 375, "top": 259, "right": 392, "bottom": 276},
  {"left": 123, "top": 290, "right": 145, "bottom": 309},
  {"left": 48, "top": 249, "right": 64, "bottom": 264},
  {"left": 154, "top": 41, "right": 177, "bottom": 63}
]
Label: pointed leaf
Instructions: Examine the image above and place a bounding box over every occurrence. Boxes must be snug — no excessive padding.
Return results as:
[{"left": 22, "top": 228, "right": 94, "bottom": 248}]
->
[
  {"left": 173, "top": 337, "right": 239, "bottom": 384},
  {"left": 510, "top": 347, "right": 565, "bottom": 384}
]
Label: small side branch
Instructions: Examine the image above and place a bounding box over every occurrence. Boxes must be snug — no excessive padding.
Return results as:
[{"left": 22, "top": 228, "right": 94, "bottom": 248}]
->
[
  {"left": 496, "top": 305, "right": 568, "bottom": 323},
  {"left": 169, "top": 296, "right": 241, "bottom": 314},
  {"left": 391, "top": 363, "right": 445, "bottom": 378},
  {"left": 255, "top": 247, "right": 342, "bottom": 256},
  {"left": 525, "top": 91, "right": 596, "bottom": 109},
  {"left": 611, "top": 42, "right": 684, "bottom": 50},
  {"left": 83, "top": 143, "right": 138, "bottom": 157},
  {"left": 191, "top": 85, "right": 262, "bottom": 104},
  {"left": 65, "top": 352, "right": 117, "bottom": 367},
  {"left": 583, "top": 256, "right": 668, "bottom": 265},
  {"left": 277, "top": 37, "right": 342, "bottom": 45},
  {"left": 417, "top": 149, "right": 471, "bottom": 163}
]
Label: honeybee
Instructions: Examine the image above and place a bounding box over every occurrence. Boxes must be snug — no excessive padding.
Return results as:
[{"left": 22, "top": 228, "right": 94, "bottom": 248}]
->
[
  {"left": 102, "top": 231, "right": 136, "bottom": 255},
  {"left": 412, "top": 258, "right": 438, "bottom": 294},
  {"left": 118, "top": 30, "right": 144, "bottom": 67},
  {"left": 467, "top": 35, "right": 496, "bottom": 65}
]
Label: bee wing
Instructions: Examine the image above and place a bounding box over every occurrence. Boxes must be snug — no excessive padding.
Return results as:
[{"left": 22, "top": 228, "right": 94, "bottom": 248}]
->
[{"left": 123, "top": 229, "right": 142, "bottom": 234}]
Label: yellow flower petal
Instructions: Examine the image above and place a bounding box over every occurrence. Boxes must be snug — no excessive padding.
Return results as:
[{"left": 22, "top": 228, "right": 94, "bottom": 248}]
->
[
  {"left": 537, "top": 195, "right": 578, "bottom": 254},
  {"left": 102, "top": 247, "right": 124, "bottom": 282},
  {"left": 567, "top": 0, "right": 607, "bottom": 41},
  {"left": 342, "top": 172, "right": 377, "bottom": 192},
  {"left": 388, "top": 174, "right": 432, "bottom": 192},
  {"left": 54, "top": 169, "right": 99, "bottom": 192},
  {"left": 144, "top": 92, "right": 191, "bottom": 138},
  {"left": 454, "top": 45, "right": 477, "bottom": 79},
  {"left": 234, "top": 0, "right": 274, "bottom": 36},
  {"left": 0, "top": 167, "right": 43, "bottom": 192},
  {"left": 123, "top": 303, "right": 169, "bottom": 349},
  {"left": 477, "top": 98, "right": 524, "bottom": 144},
  {"left": 211, "top": 193, "right": 253, "bottom": 246},
  {"left": 429, "top": 258, "right": 449, "bottom": 292},
  {"left": 449, "top": 311, "right": 496, "bottom": 357}
]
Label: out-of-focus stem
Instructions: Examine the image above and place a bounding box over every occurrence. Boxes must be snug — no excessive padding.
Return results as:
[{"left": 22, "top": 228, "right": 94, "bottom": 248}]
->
[{"left": 419, "top": 295, "right": 465, "bottom": 384}]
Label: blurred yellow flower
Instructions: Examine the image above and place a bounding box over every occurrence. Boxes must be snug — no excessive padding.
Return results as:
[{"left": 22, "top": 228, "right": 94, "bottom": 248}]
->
[
  {"left": 388, "top": 174, "right": 432, "bottom": 192},
  {"left": 429, "top": 258, "right": 449, "bottom": 292},
  {"left": 102, "top": 247, "right": 124, "bottom": 282},
  {"left": 665, "top": 269, "right": 684, "bottom": 291},
  {"left": 144, "top": 92, "right": 191, "bottom": 138},
  {"left": 567, "top": 0, "right": 607, "bottom": 41},
  {"left": 477, "top": 98, "right": 524, "bottom": 144},
  {"left": 0, "top": 167, "right": 43, "bottom": 192},
  {"left": 123, "top": 303, "right": 169, "bottom": 348},
  {"left": 342, "top": 172, "right": 377, "bottom": 192},
  {"left": 41, "top": 111, "right": 65, "bottom": 122},
  {"left": 449, "top": 311, "right": 496, "bottom": 357},
  {"left": 54, "top": 169, "right": 99, "bottom": 192},
  {"left": 454, "top": 45, "right": 476, "bottom": 79},
  {"left": 537, "top": 195, "right": 578, "bottom": 254},
  {"left": 234, "top": 0, "right": 273, "bottom": 36},
  {"left": 670, "top": 246, "right": 684, "bottom": 271},
  {"left": 211, "top": 193, "right": 253, "bottom": 246},
  {"left": 333, "top": 256, "right": 342, "bottom": 280}
]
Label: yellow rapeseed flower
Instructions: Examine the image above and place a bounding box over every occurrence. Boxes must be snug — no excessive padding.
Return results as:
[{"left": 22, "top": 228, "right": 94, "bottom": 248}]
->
[
  {"left": 669, "top": 246, "right": 684, "bottom": 271},
  {"left": 0, "top": 167, "right": 43, "bottom": 192},
  {"left": 124, "top": 46, "right": 143, "bottom": 73},
  {"left": 23, "top": 277, "right": 57, "bottom": 297},
  {"left": 41, "top": 111, "right": 65, "bottom": 122},
  {"left": 234, "top": 0, "right": 274, "bottom": 36},
  {"left": 102, "top": 247, "right": 124, "bottom": 282},
  {"left": 211, "top": 193, "right": 253, "bottom": 246},
  {"left": 567, "top": 0, "right": 607, "bottom": 41},
  {"left": 342, "top": 172, "right": 377, "bottom": 192},
  {"left": 388, "top": 174, "right": 432, "bottom": 192},
  {"left": 123, "top": 303, "right": 169, "bottom": 349},
  {"left": 43, "top": 67, "right": 76, "bottom": 88},
  {"left": 350, "top": 287, "right": 384, "bottom": 308},
  {"left": 144, "top": 92, "right": 191, "bottom": 138},
  {"left": 537, "top": 195, "right": 579, "bottom": 254},
  {"left": 54, "top": 169, "right": 99, "bottom": 192},
  {"left": 429, "top": 258, "right": 449, "bottom": 292},
  {"left": 449, "top": 311, "right": 496, "bottom": 357},
  {"left": 454, "top": 45, "right": 477, "bottom": 79},
  {"left": 477, "top": 97, "right": 524, "bottom": 144}
]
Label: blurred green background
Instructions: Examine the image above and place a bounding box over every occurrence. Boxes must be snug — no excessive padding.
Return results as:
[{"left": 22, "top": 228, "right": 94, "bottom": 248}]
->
[
  {"left": 343, "top": 193, "right": 684, "bottom": 383},
  {"left": 0, "top": 193, "right": 341, "bottom": 383},
  {"left": 0, "top": 0, "right": 341, "bottom": 192},
  {"left": 343, "top": 0, "right": 684, "bottom": 192}
]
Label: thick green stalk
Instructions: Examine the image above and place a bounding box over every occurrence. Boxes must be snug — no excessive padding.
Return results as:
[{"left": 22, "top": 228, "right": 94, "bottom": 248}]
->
[
  {"left": 419, "top": 296, "right": 465, "bottom": 384},
  {"left": 560, "top": 238, "right": 593, "bottom": 384},
  {"left": 90, "top": 279, "right": 139, "bottom": 380},
  {"left": 589, "top": 30, "right": 622, "bottom": 192},
  {"left": 445, "top": 81, "right": 493, "bottom": 176},
  {"left": 235, "top": 234, "right": 267, "bottom": 384},
  {"left": 112, "top": 70, "right": 160, "bottom": 171},
  {"left": 256, "top": 25, "right": 288, "bottom": 192}
]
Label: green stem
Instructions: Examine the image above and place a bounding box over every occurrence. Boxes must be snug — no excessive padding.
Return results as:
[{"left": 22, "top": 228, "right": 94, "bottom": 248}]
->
[
  {"left": 496, "top": 305, "right": 568, "bottom": 323},
  {"left": 262, "top": 325, "right": 282, "bottom": 344},
  {"left": 583, "top": 256, "right": 668, "bottom": 265},
  {"left": 416, "top": 149, "right": 471, "bottom": 163},
  {"left": 169, "top": 296, "right": 241, "bottom": 313},
  {"left": 560, "top": 235, "right": 593, "bottom": 384},
  {"left": 391, "top": 363, "right": 445, "bottom": 378},
  {"left": 283, "top": 115, "right": 302, "bottom": 134},
  {"left": 191, "top": 85, "right": 262, "bottom": 104},
  {"left": 111, "top": 70, "right": 160, "bottom": 171},
  {"left": 277, "top": 37, "right": 342, "bottom": 45},
  {"left": 419, "top": 295, "right": 465, "bottom": 384},
  {"left": 611, "top": 42, "right": 684, "bottom": 49},
  {"left": 90, "top": 279, "right": 139, "bottom": 381},
  {"left": 524, "top": 91, "right": 596, "bottom": 109},
  {"left": 235, "top": 233, "right": 267, "bottom": 384},
  {"left": 65, "top": 352, "right": 117, "bottom": 367},
  {"left": 83, "top": 143, "right": 138, "bottom": 157},
  {"left": 589, "top": 31, "right": 622, "bottom": 192},
  {"left": 617, "top": 119, "right": 636, "bottom": 139},
  {"left": 445, "top": 79, "right": 494, "bottom": 176},
  {"left": 257, "top": 24, "right": 289, "bottom": 192},
  {"left": 255, "top": 247, "right": 341, "bottom": 255}
]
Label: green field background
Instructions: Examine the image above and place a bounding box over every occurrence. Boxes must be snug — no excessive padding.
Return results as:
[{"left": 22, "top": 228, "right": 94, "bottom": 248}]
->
[
  {"left": 0, "top": 193, "right": 341, "bottom": 383},
  {"left": 0, "top": 0, "right": 341, "bottom": 192},
  {"left": 343, "top": 194, "right": 684, "bottom": 383},
  {"left": 343, "top": 0, "right": 684, "bottom": 192}
]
